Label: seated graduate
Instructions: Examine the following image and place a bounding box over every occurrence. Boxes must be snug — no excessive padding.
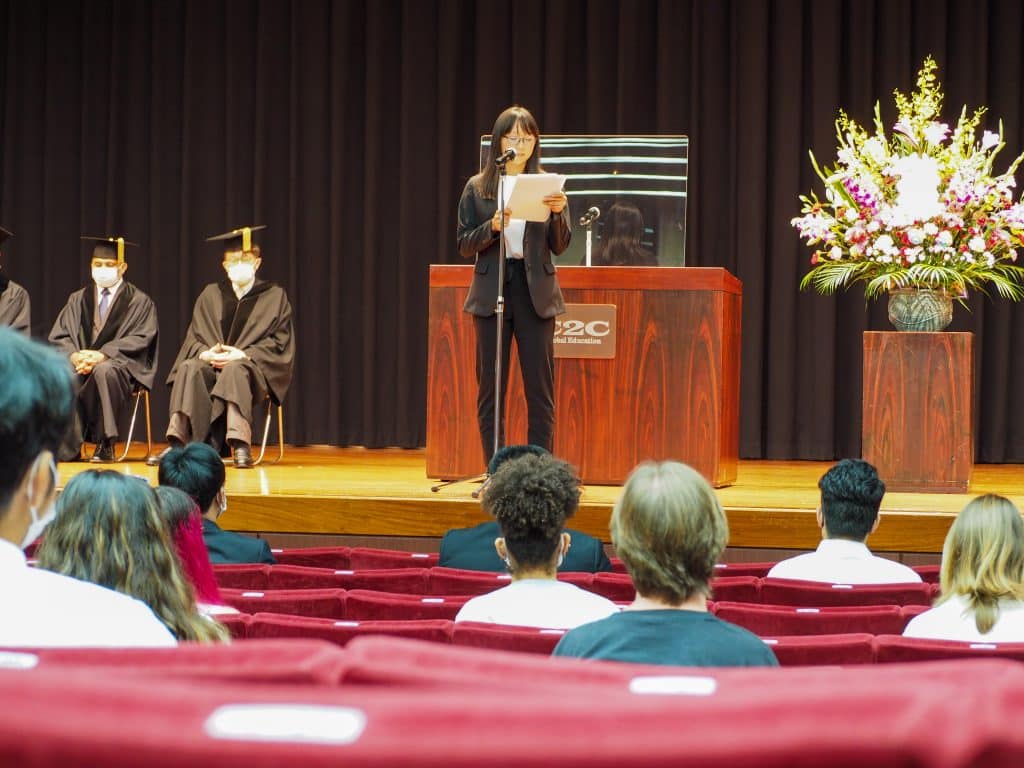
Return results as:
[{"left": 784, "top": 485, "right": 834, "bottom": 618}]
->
[
  {"left": 0, "top": 227, "right": 30, "bottom": 333},
  {"left": 0, "top": 327, "right": 175, "bottom": 648},
  {"left": 581, "top": 201, "right": 657, "bottom": 267},
  {"left": 154, "top": 485, "right": 238, "bottom": 617},
  {"left": 766, "top": 459, "right": 921, "bottom": 584},
  {"left": 48, "top": 236, "right": 158, "bottom": 463},
  {"left": 453, "top": 452, "right": 618, "bottom": 629},
  {"left": 553, "top": 461, "right": 778, "bottom": 667},
  {"left": 903, "top": 494, "right": 1024, "bottom": 643},
  {"left": 36, "top": 470, "right": 228, "bottom": 643},
  {"left": 439, "top": 444, "right": 612, "bottom": 572},
  {"left": 150, "top": 226, "right": 294, "bottom": 469},
  {"left": 158, "top": 441, "right": 276, "bottom": 565}
]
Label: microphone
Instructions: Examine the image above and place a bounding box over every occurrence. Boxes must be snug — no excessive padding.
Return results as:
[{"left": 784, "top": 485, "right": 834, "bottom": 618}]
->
[
  {"left": 579, "top": 206, "right": 601, "bottom": 226},
  {"left": 494, "top": 147, "right": 517, "bottom": 166}
]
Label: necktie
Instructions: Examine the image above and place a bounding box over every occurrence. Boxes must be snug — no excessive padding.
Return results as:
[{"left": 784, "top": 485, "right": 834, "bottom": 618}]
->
[{"left": 99, "top": 288, "right": 111, "bottom": 324}]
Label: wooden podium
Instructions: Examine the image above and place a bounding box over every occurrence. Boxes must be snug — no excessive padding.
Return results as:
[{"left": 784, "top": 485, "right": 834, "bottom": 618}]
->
[
  {"left": 426, "top": 266, "right": 742, "bottom": 486},
  {"left": 862, "top": 331, "right": 974, "bottom": 493}
]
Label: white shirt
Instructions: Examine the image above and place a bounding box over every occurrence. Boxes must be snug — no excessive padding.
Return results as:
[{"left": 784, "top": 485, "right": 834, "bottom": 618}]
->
[
  {"left": 232, "top": 279, "right": 255, "bottom": 300},
  {"left": 95, "top": 278, "right": 124, "bottom": 307},
  {"left": 454, "top": 579, "right": 619, "bottom": 629},
  {"left": 499, "top": 175, "right": 526, "bottom": 259},
  {"left": 766, "top": 539, "right": 922, "bottom": 584},
  {"left": 0, "top": 539, "right": 177, "bottom": 648},
  {"left": 903, "top": 594, "right": 1024, "bottom": 643}
]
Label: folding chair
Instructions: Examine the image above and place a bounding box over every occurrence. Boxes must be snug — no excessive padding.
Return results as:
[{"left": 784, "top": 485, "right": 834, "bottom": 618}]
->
[{"left": 116, "top": 386, "right": 152, "bottom": 462}]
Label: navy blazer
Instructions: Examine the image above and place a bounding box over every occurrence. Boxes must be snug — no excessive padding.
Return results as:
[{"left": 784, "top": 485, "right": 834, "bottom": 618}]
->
[
  {"left": 439, "top": 520, "right": 612, "bottom": 573},
  {"left": 457, "top": 175, "right": 571, "bottom": 319},
  {"left": 202, "top": 518, "right": 276, "bottom": 565}
]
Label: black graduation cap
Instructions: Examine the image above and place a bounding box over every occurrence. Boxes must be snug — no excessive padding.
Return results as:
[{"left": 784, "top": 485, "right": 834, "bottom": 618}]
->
[
  {"left": 0, "top": 226, "right": 11, "bottom": 248},
  {"left": 206, "top": 225, "right": 266, "bottom": 253},
  {"left": 82, "top": 235, "right": 138, "bottom": 264}
]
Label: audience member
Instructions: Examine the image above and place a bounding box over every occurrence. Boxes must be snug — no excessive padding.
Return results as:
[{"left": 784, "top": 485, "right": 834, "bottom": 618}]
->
[
  {"left": 0, "top": 327, "right": 174, "bottom": 647},
  {"left": 439, "top": 444, "right": 612, "bottom": 572},
  {"left": 157, "top": 442, "right": 275, "bottom": 565},
  {"left": 766, "top": 459, "right": 921, "bottom": 584},
  {"left": 454, "top": 453, "right": 618, "bottom": 628},
  {"left": 154, "top": 485, "right": 237, "bottom": 616},
  {"left": 554, "top": 461, "right": 778, "bottom": 667},
  {"left": 36, "top": 470, "right": 228, "bottom": 642},
  {"left": 903, "top": 494, "right": 1024, "bottom": 642},
  {"left": 0, "top": 227, "right": 30, "bottom": 334}
]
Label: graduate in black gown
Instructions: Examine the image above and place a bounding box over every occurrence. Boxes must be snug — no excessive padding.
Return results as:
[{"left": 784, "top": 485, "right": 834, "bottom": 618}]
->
[
  {"left": 0, "top": 227, "right": 31, "bottom": 334},
  {"left": 48, "top": 237, "right": 159, "bottom": 462},
  {"left": 151, "top": 226, "right": 294, "bottom": 469}
]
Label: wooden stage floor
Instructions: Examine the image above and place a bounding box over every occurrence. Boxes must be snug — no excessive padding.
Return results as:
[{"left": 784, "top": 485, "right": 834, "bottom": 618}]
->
[{"left": 58, "top": 446, "right": 1024, "bottom": 554}]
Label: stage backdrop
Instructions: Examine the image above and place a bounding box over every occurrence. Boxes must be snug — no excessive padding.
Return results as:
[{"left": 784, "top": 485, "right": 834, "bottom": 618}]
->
[{"left": 2, "top": 0, "right": 1024, "bottom": 462}]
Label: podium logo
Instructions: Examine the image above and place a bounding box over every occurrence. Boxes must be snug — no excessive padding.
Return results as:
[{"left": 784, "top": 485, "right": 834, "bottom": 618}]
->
[{"left": 554, "top": 304, "right": 617, "bottom": 359}]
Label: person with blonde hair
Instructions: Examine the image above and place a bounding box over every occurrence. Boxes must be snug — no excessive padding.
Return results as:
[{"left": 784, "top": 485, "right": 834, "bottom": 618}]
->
[
  {"left": 554, "top": 461, "right": 777, "bottom": 666},
  {"left": 36, "top": 470, "right": 229, "bottom": 643},
  {"left": 903, "top": 494, "right": 1024, "bottom": 642}
]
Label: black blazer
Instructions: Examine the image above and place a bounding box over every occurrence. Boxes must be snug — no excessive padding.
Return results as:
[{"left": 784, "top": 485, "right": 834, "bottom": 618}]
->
[
  {"left": 202, "top": 518, "right": 276, "bottom": 565},
  {"left": 439, "top": 520, "right": 612, "bottom": 573},
  {"left": 457, "top": 175, "right": 571, "bottom": 319}
]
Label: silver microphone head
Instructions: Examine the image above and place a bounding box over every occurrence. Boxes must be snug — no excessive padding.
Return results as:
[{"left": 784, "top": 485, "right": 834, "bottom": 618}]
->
[{"left": 579, "top": 206, "right": 601, "bottom": 226}]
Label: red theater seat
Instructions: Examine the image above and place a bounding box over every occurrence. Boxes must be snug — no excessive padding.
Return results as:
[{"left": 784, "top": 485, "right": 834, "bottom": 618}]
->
[
  {"left": 452, "top": 622, "right": 567, "bottom": 655},
  {"left": 270, "top": 546, "right": 352, "bottom": 569},
  {"left": 759, "top": 578, "right": 933, "bottom": 607},
  {"left": 713, "top": 601, "right": 909, "bottom": 636},
  {"left": 760, "top": 633, "right": 876, "bottom": 666},
  {"left": 348, "top": 547, "right": 439, "bottom": 569},
  {"left": 247, "top": 613, "right": 453, "bottom": 648},
  {"left": 874, "top": 635, "right": 1024, "bottom": 663},
  {"left": 211, "top": 564, "right": 271, "bottom": 589},
  {"left": 266, "top": 565, "right": 430, "bottom": 593},
  {"left": 427, "top": 567, "right": 593, "bottom": 596},
  {"left": 713, "top": 561, "right": 776, "bottom": 578},
  {"left": 213, "top": 611, "right": 251, "bottom": 640},
  {"left": 913, "top": 564, "right": 941, "bottom": 583},
  {"left": 218, "top": 588, "right": 347, "bottom": 619},
  {"left": 590, "top": 572, "right": 636, "bottom": 601},
  {"left": 344, "top": 590, "right": 471, "bottom": 621},
  {"left": 608, "top": 557, "right": 627, "bottom": 573},
  {"left": 708, "top": 576, "right": 761, "bottom": 603}
]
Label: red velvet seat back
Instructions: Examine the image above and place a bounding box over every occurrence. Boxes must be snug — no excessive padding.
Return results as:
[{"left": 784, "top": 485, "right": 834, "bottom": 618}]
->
[
  {"left": 246, "top": 612, "right": 454, "bottom": 648},
  {"left": 348, "top": 547, "right": 439, "bottom": 569},
  {"left": 270, "top": 546, "right": 352, "bottom": 569},
  {"left": 266, "top": 565, "right": 430, "bottom": 593},
  {"left": 451, "top": 622, "right": 567, "bottom": 655},
  {"left": 218, "top": 588, "right": 347, "bottom": 619},
  {"left": 714, "top": 601, "right": 909, "bottom": 636},
  {"left": 760, "top": 578, "right": 933, "bottom": 606}
]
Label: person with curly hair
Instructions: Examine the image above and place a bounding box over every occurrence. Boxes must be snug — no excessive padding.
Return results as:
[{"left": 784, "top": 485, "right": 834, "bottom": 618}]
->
[
  {"left": 153, "top": 485, "right": 237, "bottom": 617},
  {"left": 904, "top": 494, "right": 1024, "bottom": 642},
  {"left": 553, "top": 461, "right": 778, "bottom": 667},
  {"left": 36, "top": 470, "right": 229, "bottom": 643},
  {"left": 766, "top": 459, "right": 921, "bottom": 584},
  {"left": 454, "top": 452, "right": 617, "bottom": 629}
]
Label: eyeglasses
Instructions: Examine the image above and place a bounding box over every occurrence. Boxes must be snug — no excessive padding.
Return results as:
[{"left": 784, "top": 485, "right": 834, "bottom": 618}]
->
[{"left": 502, "top": 135, "right": 536, "bottom": 146}]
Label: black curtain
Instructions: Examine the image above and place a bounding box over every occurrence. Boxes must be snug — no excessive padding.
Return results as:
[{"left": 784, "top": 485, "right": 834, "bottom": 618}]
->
[{"left": 2, "top": 0, "right": 1023, "bottom": 460}]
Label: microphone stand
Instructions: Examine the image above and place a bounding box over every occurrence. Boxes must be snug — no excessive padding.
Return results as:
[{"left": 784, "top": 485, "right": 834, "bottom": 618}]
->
[
  {"left": 584, "top": 221, "right": 593, "bottom": 266},
  {"left": 430, "top": 154, "right": 512, "bottom": 493}
]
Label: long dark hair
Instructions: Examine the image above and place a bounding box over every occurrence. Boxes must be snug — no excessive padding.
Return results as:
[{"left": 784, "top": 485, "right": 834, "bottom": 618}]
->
[
  {"left": 477, "top": 105, "right": 543, "bottom": 200},
  {"left": 594, "top": 202, "right": 656, "bottom": 266}
]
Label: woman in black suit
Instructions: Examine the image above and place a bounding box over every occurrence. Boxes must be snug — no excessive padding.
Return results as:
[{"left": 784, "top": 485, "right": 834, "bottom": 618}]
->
[{"left": 457, "top": 106, "right": 571, "bottom": 468}]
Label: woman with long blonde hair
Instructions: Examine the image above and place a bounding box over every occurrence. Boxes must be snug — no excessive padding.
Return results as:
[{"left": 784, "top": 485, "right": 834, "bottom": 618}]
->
[
  {"left": 36, "top": 470, "right": 228, "bottom": 643},
  {"left": 904, "top": 494, "right": 1024, "bottom": 641}
]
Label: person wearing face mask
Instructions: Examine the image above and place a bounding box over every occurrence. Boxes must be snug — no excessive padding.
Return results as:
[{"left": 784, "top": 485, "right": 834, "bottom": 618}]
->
[
  {"left": 0, "top": 326, "right": 175, "bottom": 647},
  {"left": 150, "top": 226, "right": 294, "bottom": 469},
  {"left": 157, "top": 442, "right": 275, "bottom": 565},
  {"left": 48, "top": 236, "right": 159, "bottom": 462},
  {"left": 0, "top": 227, "right": 31, "bottom": 334}
]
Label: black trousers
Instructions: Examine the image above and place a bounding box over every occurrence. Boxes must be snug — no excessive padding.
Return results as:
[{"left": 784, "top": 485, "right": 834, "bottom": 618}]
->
[{"left": 473, "top": 258, "right": 555, "bottom": 468}]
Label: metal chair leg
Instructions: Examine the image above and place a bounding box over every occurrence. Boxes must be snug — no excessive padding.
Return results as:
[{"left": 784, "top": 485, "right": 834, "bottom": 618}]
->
[
  {"left": 253, "top": 401, "right": 285, "bottom": 466},
  {"left": 117, "top": 390, "right": 144, "bottom": 462}
]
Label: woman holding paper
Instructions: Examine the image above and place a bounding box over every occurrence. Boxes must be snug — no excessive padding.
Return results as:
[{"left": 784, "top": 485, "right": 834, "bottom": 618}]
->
[{"left": 457, "top": 105, "right": 571, "bottom": 468}]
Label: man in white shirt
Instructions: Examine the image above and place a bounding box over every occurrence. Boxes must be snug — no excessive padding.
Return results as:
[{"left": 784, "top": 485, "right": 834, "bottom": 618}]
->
[
  {"left": 766, "top": 459, "right": 921, "bottom": 585},
  {"left": 0, "top": 326, "right": 176, "bottom": 647}
]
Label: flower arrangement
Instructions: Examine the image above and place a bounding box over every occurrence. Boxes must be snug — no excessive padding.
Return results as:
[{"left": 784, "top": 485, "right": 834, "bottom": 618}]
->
[{"left": 792, "top": 57, "right": 1024, "bottom": 301}]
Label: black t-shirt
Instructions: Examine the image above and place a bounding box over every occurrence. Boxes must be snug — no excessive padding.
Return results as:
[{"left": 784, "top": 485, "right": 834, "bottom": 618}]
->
[{"left": 552, "top": 609, "right": 779, "bottom": 667}]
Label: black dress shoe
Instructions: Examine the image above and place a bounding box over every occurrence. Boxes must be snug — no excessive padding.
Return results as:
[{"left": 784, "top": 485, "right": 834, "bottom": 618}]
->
[
  {"left": 145, "top": 445, "right": 175, "bottom": 467},
  {"left": 90, "top": 439, "right": 115, "bottom": 463},
  {"left": 232, "top": 442, "right": 254, "bottom": 469}
]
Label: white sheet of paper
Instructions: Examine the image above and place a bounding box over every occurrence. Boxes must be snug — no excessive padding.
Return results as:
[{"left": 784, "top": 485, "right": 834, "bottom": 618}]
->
[{"left": 505, "top": 173, "right": 567, "bottom": 222}]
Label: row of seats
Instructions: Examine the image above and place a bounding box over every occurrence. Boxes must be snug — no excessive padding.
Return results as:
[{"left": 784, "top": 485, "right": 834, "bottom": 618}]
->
[
  {"left": 269, "top": 545, "right": 941, "bottom": 583},
  {"left": 214, "top": 566, "right": 941, "bottom": 606},
  {"left": 213, "top": 613, "right": 1024, "bottom": 666},
  {"left": 3, "top": 636, "right": 1024, "bottom": 765}
]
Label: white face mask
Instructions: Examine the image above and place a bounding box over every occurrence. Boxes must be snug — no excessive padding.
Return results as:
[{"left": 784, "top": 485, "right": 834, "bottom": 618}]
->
[
  {"left": 92, "top": 266, "right": 119, "bottom": 289},
  {"left": 227, "top": 262, "right": 256, "bottom": 285},
  {"left": 21, "top": 455, "right": 58, "bottom": 550}
]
